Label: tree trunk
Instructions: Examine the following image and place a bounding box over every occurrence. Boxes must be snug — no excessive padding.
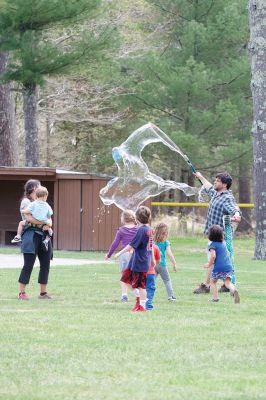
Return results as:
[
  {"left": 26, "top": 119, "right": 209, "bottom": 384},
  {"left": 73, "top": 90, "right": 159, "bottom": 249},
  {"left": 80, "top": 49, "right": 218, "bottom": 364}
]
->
[
  {"left": 0, "top": 52, "right": 18, "bottom": 166},
  {"left": 23, "top": 83, "right": 39, "bottom": 167},
  {"left": 238, "top": 162, "right": 252, "bottom": 232},
  {"left": 248, "top": 1, "right": 266, "bottom": 259}
]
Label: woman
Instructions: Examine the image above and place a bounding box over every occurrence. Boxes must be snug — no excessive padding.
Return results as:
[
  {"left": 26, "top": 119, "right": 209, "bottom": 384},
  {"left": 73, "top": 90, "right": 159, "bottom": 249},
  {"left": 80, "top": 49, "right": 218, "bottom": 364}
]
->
[{"left": 18, "top": 179, "right": 53, "bottom": 300}]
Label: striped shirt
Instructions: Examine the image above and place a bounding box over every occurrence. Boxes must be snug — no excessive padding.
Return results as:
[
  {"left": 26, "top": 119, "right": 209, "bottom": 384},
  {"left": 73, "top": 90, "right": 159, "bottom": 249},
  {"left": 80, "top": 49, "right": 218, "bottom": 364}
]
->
[{"left": 204, "top": 186, "right": 240, "bottom": 235}]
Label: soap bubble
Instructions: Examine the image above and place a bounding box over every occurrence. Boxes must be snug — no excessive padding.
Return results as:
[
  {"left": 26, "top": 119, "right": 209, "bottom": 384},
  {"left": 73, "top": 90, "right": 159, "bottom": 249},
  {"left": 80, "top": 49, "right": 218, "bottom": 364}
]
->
[{"left": 100, "top": 123, "right": 199, "bottom": 211}]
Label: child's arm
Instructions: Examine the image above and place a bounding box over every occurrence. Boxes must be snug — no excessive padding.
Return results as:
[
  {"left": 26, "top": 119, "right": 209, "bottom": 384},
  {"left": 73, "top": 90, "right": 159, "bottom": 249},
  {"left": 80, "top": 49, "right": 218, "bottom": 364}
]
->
[
  {"left": 114, "top": 244, "right": 133, "bottom": 259},
  {"left": 204, "top": 249, "right": 216, "bottom": 268},
  {"left": 105, "top": 230, "right": 121, "bottom": 260},
  {"left": 166, "top": 246, "right": 177, "bottom": 272}
]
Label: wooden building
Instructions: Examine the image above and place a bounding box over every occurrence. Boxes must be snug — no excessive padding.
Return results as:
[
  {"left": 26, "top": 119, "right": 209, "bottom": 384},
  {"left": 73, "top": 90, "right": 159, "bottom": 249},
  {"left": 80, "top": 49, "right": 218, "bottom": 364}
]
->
[{"left": 0, "top": 167, "right": 121, "bottom": 251}]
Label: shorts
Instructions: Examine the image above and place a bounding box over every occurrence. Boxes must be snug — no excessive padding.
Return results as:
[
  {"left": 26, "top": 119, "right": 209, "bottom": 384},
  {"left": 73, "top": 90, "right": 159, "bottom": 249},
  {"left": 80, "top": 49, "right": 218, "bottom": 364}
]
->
[
  {"left": 121, "top": 268, "right": 147, "bottom": 289},
  {"left": 119, "top": 252, "right": 132, "bottom": 272},
  {"left": 211, "top": 271, "right": 234, "bottom": 280}
]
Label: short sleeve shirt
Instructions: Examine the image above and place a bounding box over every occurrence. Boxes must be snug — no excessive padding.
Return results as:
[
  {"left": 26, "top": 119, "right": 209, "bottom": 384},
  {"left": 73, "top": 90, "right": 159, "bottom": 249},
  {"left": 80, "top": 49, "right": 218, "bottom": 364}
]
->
[
  {"left": 156, "top": 240, "right": 170, "bottom": 267},
  {"left": 27, "top": 200, "right": 53, "bottom": 224},
  {"left": 208, "top": 241, "right": 233, "bottom": 274},
  {"left": 128, "top": 225, "right": 152, "bottom": 272},
  {"left": 20, "top": 198, "right": 31, "bottom": 220}
]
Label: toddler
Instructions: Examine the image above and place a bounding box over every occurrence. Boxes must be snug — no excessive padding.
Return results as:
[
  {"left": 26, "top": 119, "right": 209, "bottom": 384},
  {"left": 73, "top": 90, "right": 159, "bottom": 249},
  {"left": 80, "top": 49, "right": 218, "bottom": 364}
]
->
[{"left": 204, "top": 224, "right": 240, "bottom": 303}]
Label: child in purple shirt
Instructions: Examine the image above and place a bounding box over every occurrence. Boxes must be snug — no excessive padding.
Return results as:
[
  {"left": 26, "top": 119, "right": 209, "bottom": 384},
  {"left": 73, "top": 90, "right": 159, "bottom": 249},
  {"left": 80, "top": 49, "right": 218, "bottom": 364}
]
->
[{"left": 105, "top": 210, "right": 138, "bottom": 302}]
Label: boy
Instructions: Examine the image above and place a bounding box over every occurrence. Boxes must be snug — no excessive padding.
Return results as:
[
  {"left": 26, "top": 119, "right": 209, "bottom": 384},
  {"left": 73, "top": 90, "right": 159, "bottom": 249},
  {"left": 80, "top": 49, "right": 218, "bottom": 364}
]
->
[{"left": 115, "top": 206, "right": 153, "bottom": 312}]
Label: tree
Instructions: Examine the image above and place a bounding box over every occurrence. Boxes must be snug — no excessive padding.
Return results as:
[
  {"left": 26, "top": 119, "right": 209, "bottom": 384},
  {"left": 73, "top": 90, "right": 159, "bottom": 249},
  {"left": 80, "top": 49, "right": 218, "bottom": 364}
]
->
[
  {"left": 0, "top": 0, "right": 110, "bottom": 167},
  {"left": 0, "top": 52, "right": 18, "bottom": 166},
  {"left": 120, "top": 0, "right": 252, "bottom": 205},
  {"left": 248, "top": 0, "right": 266, "bottom": 259}
]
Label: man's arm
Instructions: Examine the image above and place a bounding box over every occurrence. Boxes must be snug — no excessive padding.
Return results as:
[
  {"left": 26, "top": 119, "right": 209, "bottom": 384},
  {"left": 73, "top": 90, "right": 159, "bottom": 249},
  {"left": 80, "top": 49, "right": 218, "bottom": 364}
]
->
[{"left": 194, "top": 172, "right": 212, "bottom": 190}]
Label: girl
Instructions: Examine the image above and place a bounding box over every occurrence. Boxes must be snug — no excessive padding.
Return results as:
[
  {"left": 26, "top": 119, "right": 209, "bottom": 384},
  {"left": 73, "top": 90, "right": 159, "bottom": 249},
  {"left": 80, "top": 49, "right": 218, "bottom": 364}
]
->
[
  {"left": 105, "top": 209, "right": 138, "bottom": 302},
  {"left": 154, "top": 222, "right": 177, "bottom": 301},
  {"left": 204, "top": 224, "right": 240, "bottom": 303}
]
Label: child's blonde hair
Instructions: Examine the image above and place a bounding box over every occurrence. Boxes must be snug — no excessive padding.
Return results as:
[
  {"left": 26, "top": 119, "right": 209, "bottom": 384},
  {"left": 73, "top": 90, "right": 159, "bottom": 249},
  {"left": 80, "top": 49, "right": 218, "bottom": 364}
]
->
[
  {"left": 154, "top": 222, "right": 169, "bottom": 243},
  {"left": 36, "top": 186, "right": 48, "bottom": 198},
  {"left": 121, "top": 209, "right": 136, "bottom": 225}
]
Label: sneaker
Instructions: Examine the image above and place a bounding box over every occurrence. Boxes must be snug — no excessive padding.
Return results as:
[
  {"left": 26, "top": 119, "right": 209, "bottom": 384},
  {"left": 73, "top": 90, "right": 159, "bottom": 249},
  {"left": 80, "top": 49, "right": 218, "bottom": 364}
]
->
[
  {"left": 38, "top": 292, "right": 52, "bottom": 299},
  {"left": 193, "top": 283, "right": 210, "bottom": 294},
  {"left": 218, "top": 284, "right": 230, "bottom": 293},
  {"left": 233, "top": 290, "right": 240, "bottom": 304},
  {"left": 136, "top": 305, "right": 146, "bottom": 312},
  {"left": 41, "top": 240, "right": 49, "bottom": 252},
  {"left": 11, "top": 236, "right": 21, "bottom": 243},
  {"left": 18, "top": 292, "right": 29, "bottom": 300},
  {"left": 209, "top": 298, "right": 219, "bottom": 302},
  {"left": 168, "top": 296, "right": 177, "bottom": 301},
  {"left": 132, "top": 298, "right": 140, "bottom": 312},
  {"left": 121, "top": 295, "right": 128, "bottom": 303}
]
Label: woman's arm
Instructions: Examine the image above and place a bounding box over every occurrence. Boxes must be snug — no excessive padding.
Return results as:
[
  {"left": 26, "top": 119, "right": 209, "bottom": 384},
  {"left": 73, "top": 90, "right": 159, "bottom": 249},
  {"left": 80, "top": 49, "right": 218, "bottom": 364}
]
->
[
  {"left": 23, "top": 211, "right": 52, "bottom": 227},
  {"left": 166, "top": 246, "right": 177, "bottom": 272}
]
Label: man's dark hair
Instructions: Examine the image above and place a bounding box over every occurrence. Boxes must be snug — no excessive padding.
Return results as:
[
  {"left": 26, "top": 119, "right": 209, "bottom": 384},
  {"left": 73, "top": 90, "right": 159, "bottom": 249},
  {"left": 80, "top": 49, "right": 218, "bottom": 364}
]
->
[
  {"left": 216, "top": 172, "right": 232, "bottom": 189},
  {"left": 135, "top": 206, "right": 151, "bottom": 224},
  {"left": 208, "top": 224, "right": 224, "bottom": 242}
]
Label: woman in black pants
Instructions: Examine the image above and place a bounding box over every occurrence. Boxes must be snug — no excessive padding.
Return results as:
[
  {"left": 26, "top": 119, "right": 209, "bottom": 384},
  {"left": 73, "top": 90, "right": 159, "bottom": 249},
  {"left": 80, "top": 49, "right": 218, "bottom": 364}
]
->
[{"left": 18, "top": 180, "right": 52, "bottom": 300}]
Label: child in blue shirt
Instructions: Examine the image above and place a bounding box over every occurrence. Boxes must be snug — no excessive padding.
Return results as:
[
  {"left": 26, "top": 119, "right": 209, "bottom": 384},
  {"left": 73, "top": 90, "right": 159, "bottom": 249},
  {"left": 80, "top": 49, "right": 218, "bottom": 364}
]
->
[
  {"left": 115, "top": 206, "right": 153, "bottom": 312},
  {"left": 204, "top": 224, "right": 240, "bottom": 303}
]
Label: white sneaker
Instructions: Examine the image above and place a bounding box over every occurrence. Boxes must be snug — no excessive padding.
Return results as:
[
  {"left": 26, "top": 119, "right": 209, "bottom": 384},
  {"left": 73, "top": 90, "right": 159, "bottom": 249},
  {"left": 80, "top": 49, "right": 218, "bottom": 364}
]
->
[{"left": 11, "top": 236, "right": 21, "bottom": 243}]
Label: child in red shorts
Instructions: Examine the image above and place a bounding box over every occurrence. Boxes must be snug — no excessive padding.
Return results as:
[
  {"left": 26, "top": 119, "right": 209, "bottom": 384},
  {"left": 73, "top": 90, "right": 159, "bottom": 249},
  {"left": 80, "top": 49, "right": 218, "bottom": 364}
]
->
[{"left": 114, "top": 206, "right": 153, "bottom": 312}]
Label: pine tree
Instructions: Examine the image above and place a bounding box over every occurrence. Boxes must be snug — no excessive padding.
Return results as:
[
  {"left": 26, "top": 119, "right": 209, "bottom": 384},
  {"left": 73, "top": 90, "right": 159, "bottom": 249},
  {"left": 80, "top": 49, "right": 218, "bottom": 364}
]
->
[
  {"left": 0, "top": 0, "right": 110, "bottom": 166},
  {"left": 0, "top": 52, "right": 18, "bottom": 166},
  {"left": 121, "top": 0, "right": 252, "bottom": 203}
]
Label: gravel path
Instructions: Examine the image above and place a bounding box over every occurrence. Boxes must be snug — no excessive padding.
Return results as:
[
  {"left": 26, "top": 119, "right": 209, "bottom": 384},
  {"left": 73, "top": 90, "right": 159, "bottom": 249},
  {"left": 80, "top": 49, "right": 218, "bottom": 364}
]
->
[{"left": 0, "top": 254, "right": 112, "bottom": 269}]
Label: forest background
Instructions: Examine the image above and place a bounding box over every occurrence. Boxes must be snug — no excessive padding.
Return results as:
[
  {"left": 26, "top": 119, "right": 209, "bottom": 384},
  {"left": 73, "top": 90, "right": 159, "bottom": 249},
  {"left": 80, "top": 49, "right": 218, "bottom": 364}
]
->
[{"left": 0, "top": 0, "right": 253, "bottom": 232}]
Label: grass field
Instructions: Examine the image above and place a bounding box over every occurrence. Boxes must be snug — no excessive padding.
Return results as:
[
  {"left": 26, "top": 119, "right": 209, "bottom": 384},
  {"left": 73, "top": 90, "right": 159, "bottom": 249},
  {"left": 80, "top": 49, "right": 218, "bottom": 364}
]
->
[{"left": 0, "top": 237, "right": 266, "bottom": 400}]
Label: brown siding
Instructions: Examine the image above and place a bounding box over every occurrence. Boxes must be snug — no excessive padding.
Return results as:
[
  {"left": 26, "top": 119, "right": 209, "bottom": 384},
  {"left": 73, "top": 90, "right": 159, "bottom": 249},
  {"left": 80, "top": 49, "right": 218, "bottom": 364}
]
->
[{"left": 57, "top": 179, "right": 81, "bottom": 250}]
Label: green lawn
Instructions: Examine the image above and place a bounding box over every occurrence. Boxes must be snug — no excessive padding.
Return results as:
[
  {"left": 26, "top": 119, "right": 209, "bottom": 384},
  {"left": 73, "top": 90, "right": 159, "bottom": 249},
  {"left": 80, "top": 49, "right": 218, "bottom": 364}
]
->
[{"left": 0, "top": 237, "right": 266, "bottom": 400}]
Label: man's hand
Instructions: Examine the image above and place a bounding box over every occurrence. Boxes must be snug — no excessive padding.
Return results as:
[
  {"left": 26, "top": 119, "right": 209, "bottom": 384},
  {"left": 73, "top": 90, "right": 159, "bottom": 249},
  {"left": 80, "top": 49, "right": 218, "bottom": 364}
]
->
[
  {"left": 204, "top": 263, "right": 211, "bottom": 269},
  {"left": 231, "top": 213, "right": 241, "bottom": 223},
  {"left": 104, "top": 254, "right": 109, "bottom": 261}
]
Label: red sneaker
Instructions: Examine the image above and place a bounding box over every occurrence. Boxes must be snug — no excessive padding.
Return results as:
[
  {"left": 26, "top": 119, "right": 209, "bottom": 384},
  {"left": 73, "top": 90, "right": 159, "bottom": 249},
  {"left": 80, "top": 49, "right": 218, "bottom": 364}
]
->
[
  {"left": 132, "top": 297, "right": 140, "bottom": 312},
  {"left": 136, "top": 305, "right": 146, "bottom": 312},
  {"left": 18, "top": 292, "right": 29, "bottom": 300}
]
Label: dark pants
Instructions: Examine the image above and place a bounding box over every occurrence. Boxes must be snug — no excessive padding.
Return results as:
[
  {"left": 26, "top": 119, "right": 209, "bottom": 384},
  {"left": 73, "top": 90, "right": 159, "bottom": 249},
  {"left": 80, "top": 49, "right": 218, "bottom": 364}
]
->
[{"left": 18, "top": 233, "right": 52, "bottom": 285}]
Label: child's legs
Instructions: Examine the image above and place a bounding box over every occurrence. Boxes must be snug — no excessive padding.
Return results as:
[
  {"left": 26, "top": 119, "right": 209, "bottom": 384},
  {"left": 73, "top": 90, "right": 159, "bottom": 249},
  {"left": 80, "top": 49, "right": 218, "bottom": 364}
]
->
[
  {"left": 210, "top": 278, "right": 218, "bottom": 300},
  {"left": 119, "top": 253, "right": 131, "bottom": 295},
  {"left": 224, "top": 277, "right": 235, "bottom": 292},
  {"left": 157, "top": 265, "right": 174, "bottom": 297},
  {"left": 17, "top": 220, "right": 26, "bottom": 236},
  {"left": 146, "top": 274, "right": 156, "bottom": 309}
]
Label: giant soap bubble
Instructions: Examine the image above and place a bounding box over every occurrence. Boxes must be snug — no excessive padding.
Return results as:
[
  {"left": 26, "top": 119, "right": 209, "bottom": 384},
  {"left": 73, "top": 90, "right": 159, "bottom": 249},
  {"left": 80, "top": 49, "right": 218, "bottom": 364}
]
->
[{"left": 100, "top": 123, "right": 199, "bottom": 211}]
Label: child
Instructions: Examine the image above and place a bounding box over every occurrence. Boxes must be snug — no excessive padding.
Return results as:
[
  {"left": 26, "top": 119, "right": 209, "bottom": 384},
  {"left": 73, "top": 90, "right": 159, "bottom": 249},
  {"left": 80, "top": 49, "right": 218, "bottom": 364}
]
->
[
  {"left": 146, "top": 244, "right": 160, "bottom": 310},
  {"left": 204, "top": 224, "right": 240, "bottom": 303},
  {"left": 105, "top": 210, "right": 138, "bottom": 302},
  {"left": 23, "top": 186, "right": 53, "bottom": 251},
  {"left": 114, "top": 206, "right": 153, "bottom": 312},
  {"left": 11, "top": 179, "right": 41, "bottom": 243},
  {"left": 154, "top": 222, "right": 177, "bottom": 301}
]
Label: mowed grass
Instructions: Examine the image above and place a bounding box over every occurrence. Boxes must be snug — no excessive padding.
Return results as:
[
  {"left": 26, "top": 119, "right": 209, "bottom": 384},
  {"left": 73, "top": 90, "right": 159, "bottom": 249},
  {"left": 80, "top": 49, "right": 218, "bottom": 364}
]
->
[{"left": 0, "top": 237, "right": 266, "bottom": 400}]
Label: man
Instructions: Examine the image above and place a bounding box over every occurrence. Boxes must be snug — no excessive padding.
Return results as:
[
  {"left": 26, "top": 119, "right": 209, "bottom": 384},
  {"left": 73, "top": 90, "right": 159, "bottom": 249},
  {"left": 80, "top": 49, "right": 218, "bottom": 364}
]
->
[{"left": 193, "top": 171, "right": 241, "bottom": 294}]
